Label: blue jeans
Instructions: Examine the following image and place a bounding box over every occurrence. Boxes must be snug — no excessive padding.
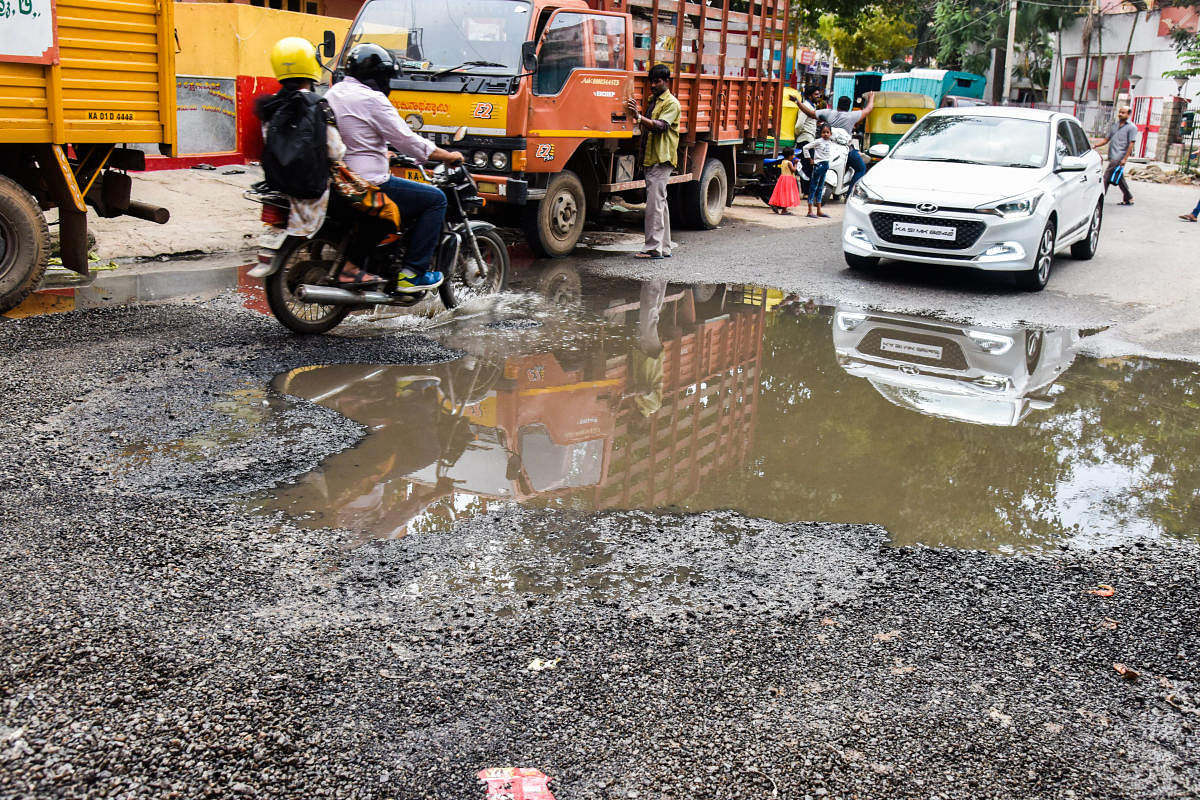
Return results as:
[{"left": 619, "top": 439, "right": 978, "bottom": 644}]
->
[
  {"left": 846, "top": 148, "right": 867, "bottom": 191},
  {"left": 1192, "top": 198, "right": 1200, "bottom": 216},
  {"left": 380, "top": 176, "right": 447, "bottom": 271},
  {"left": 809, "top": 161, "right": 829, "bottom": 205}
]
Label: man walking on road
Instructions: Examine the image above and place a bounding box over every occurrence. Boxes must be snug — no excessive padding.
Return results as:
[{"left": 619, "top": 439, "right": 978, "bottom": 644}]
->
[
  {"left": 1093, "top": 105, "right": 1139, "bottom": 206},
  {"left": 799, "top": 90, "right": 874, "bottom": 191},
  {"left": 627, "top": 64, "right": 681, "bottom": 259}
]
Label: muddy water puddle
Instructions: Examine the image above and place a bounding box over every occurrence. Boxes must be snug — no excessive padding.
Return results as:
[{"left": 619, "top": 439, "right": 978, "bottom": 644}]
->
[{"left": 249, "top": 278, "right": 1200, "bottom": 553}]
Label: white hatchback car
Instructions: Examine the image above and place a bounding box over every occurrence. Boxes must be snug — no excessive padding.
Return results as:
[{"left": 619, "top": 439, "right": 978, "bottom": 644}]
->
[{"left": 842, "top": 107, "right": 1105, "bottom": 291}]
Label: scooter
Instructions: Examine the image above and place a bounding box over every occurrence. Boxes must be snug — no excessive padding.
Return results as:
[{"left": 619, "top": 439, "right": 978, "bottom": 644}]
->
[
  {"left": 247, "top": 149, "right": 509, "bottom": 334},
  {"left": 797, "top": 139, "right": 854, "bottom": 205}
]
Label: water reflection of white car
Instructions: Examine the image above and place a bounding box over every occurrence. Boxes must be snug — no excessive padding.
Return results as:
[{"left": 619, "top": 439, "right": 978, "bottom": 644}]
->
[{"left": 832, "top": 308, "right": 1078, "bottom": 426}]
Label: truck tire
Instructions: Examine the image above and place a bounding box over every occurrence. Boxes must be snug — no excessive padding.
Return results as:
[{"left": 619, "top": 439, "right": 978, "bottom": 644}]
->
[
  {"left": 679, "top": 158, "right": 727, "bottom": 229},
  {"left": 0, "top": 175, "right": 51, "bottom": 314},
  {"left": 524, "top": 170, "right": 586, "bottom": 257}
]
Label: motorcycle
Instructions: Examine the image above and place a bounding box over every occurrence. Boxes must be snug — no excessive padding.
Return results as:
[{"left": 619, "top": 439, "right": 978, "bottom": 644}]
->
[{"left": 247, "top": 147, "right": 509, "bottom": 334}]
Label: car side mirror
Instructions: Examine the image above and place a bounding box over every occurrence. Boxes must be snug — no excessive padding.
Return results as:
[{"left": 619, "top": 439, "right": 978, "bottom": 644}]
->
[
  {"left": 520, "top": 41, "right": 538, "bottom": 73},
  {"left": 321, "top": 30, "right": 336, "bottom": 58},
  {"left": 1057, "top": 155, "right": 1087, "bottom": 172},
  {"left": 867, "top": 143, "right": 890, "bottom": 159}
]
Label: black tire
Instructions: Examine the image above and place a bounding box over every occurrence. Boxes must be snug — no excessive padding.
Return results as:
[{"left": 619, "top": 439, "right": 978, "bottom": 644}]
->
[
  {"left": 1018, "top": 219, "right": 1055, "bottom": 292},
  {"left": 264, "top": 234, "right": 350, "bottom": 334},
  {"left": 0, "top": 175, "right": 51, "bottom": 314},
  {"left": 524, "top": 170, "right": 585, "bottom": 257},
  {"left": 844, "top": 252, "right": 878, "bottom": 270},
  {"left": 441, "top": 226, "right": 509, "bottom": 308},
  {"left": 680, "top": 158, "right": 728, "bottom": 229},
  {"left": 822, "top": 181, "right": 835, "bottom": 205},
  {"left": 1070, "top": 200, "right": 1102, "bottom": 260}
]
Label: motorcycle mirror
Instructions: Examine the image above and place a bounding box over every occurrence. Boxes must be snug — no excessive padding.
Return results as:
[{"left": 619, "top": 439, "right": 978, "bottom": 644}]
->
[
  {"left": 520, "top": 41, "right": 538, "bottom": 73},
  {"left": 452, "top": 126, "right": 468, "bottom": 142},
  {"left": 321, "top": 30, "right": 336, "bottom": 58}
]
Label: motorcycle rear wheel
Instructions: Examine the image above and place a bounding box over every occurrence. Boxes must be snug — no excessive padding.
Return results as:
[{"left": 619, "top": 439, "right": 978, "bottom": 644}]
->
[{"left": 265, "top": 234, "right": 349, "bottom": 334}]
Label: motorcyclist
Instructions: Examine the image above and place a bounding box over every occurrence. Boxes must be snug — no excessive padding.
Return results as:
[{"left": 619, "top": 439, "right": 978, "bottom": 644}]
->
[{"left": 325, "top": 43, "right": 465, "bottom": 289}]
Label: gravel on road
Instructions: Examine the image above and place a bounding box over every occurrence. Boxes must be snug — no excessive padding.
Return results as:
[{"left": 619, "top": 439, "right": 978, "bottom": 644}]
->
[{"left": 1, "top": 298, "right": 1197, "bottom": 800}]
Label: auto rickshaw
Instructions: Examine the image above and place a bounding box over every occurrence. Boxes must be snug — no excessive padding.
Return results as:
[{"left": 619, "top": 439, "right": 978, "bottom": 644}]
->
[{"left": 864, "top": 91, "right": 936, "bottom": 153}]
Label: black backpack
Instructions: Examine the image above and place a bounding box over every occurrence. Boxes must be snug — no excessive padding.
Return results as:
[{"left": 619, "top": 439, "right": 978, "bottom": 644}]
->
[{"left": 258, "top": 88, "right": 331, "bottom": 200}]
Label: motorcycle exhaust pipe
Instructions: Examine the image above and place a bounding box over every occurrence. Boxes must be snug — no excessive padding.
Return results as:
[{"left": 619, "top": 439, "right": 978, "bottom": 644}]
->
[{"left": 294, "top": 284, "right": 398, "bottom": 306}]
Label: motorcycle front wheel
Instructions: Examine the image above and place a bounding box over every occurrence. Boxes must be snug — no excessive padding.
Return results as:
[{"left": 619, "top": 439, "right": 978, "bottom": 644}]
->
[
  {"left": 440, "top": 226, "right": 509, "bottom": 309},
  {"left": 264, "top": 234, "right": 349, "bottom": 334}
]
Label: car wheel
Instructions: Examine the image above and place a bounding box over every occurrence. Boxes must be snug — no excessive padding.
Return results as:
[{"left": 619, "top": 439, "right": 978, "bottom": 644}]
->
[
  {"left": 1070, "top": 200, "right": 1102, "bottom": 260},
  {"left": 1018, "top": 220, "right": 1055, "bottom": 292},
  {"left": 844, "top": 252, "right": 878, "bottom": 271},
  {"left": 1024, "top": 329, "right": 1044, "bottom": 374}
]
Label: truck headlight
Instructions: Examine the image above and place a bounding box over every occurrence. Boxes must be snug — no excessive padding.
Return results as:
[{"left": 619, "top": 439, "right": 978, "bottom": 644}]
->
[
  {"left": 976, "top": 190, "right": 1043, "bottom": 218},
  {"left": 471, "top": 150, "right": 490, "bottom": 168},
  {"left": 491, "top": 151, "right": 510, "bottom": 170}
]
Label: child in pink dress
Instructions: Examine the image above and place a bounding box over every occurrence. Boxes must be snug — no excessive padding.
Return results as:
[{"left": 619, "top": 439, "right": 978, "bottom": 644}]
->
[{"left": 768, "top": 148, "right": 801, "bottom": 214}]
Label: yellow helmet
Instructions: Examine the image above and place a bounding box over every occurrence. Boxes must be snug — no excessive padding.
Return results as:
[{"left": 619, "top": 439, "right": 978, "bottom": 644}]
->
[{"left": 270, "top": 37, "right": 320, "bottom": 82}]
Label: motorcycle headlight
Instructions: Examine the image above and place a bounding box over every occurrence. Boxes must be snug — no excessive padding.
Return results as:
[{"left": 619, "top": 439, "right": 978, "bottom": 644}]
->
[
  {"left": 850, "top": 182, "right": 882, "bottom": 204},
  {"left": 491, "top": 151, "right": 510, "bottom": 170},
  {"left": 976, "top": 190, "right": 1043, "bottom": 219},
  {"left": 471, "top": 150, "right": 490, "bottom": 168}
]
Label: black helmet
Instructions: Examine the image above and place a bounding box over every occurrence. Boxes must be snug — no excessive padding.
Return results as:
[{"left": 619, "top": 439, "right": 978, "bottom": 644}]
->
[{"left": 345, "top": 43, "right": 396, "bottom": 95}]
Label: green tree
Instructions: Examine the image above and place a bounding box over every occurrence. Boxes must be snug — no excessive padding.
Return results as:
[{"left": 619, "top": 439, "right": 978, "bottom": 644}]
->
[{"left": 816, "top": 9, "right": 916, "bottom": 69}]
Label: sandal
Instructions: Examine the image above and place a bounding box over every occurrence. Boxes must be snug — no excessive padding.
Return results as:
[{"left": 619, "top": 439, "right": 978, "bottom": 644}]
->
[
  {"left": 1180, "top": 214, "right": 1197, "bottom": 222},
  {"left": 633, "top": 250, "right": 663, "bottom": 259},
  {"left": 1118, "top": 200, "right": 1134, "bottom": 206},
  {"left": 337, "top": 268, "right": 385, "bottom": 286},
  {"left": 817, "top": 212, "right": 830, "bottom": 218}
]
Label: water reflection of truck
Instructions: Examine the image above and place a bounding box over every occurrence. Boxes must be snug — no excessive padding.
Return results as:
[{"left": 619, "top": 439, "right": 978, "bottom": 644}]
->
[
  {"left": 265, "top": 282, "right": 766, "bottom": 537},
  {"left": 334, "top": 0, "right": 790, "bottom": 257},
  {"left": 831, "top": 307, "right": 1078, "bottom": 427},
  {"left": 0, "top": 0, "right": 176, "bottom": 313}
]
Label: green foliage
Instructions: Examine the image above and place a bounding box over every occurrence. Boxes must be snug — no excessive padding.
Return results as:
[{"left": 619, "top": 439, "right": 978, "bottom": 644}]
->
[
  {"left": 815, "top": 9, "right": 916, "bottom": 69},
  {"left": 1165, "top": 29, "right": 1200, "bottom": 83}
]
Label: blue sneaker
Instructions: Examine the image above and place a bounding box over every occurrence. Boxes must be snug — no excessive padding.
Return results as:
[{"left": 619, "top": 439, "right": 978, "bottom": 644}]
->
[{"left": 395, "top": 269, "right": 444, "bottom": 291}]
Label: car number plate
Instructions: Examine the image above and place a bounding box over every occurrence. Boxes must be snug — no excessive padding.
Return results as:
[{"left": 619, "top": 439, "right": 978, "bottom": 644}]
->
[
  {"left": 893, "top": 221, "right": 956, "bottom": 241},
  {"left": 880, "top": 338, "right": 943, "bottom": 360},
  {"left": 258, "top": 228, "right": 288, "bottom": 249},
  {"left": 404, "top": 168, "right": 426, "bottom": 183}
]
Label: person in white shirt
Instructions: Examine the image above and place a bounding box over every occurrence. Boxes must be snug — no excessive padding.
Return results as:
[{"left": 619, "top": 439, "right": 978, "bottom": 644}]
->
[{"left": 801, "top": 124, "right": 834, "bottom": 218}]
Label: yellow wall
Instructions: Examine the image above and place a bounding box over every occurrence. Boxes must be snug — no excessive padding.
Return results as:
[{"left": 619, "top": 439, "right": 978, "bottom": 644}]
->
[{"left": 174, "top": 3, "right": 351, "bottom": 78}]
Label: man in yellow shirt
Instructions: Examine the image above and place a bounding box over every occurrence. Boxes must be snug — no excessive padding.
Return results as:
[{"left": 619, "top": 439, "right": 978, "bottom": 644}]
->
[{"left": 626, "top": 64, "right": 680, "bottom": 259}]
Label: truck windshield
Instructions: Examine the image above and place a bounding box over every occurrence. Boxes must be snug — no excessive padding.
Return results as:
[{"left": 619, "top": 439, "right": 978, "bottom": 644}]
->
[
  {"left": 890, "top": 115, "right": 1050, "bottom": 168},
  {"left": 347, "top": 0, "right": 531, "bottom": 75}
]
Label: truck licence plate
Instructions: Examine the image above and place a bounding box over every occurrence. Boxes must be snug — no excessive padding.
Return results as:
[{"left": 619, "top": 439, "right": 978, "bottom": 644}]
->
[{"left": 893, "top": 221, "right": 956, "bottom": 241}]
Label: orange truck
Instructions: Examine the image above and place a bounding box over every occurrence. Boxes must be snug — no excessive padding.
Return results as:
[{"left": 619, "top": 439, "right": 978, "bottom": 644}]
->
[{"left": 333, "top": 0, "right": 789, "bottom": 256}]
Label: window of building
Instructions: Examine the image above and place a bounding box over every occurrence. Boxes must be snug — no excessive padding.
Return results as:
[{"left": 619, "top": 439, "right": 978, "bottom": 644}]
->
[{"left": 1061, "top": 56, "right": 1079, "bottom": 100}]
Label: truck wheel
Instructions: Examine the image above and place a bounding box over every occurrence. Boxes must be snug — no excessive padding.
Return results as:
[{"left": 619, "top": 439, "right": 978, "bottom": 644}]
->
[
  {"left": 0, "top": 175, "right": 51, "bottom": 314},
  {"left": 524, "top": 170, "right": 586, "bottom": 257},
  {"left": 680, "top": 158, "right": 727, "bottom": 229}
]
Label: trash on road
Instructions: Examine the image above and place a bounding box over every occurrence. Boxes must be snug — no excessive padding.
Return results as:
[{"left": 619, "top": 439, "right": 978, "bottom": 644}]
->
[
  {"left": 1099, "top": 617, "right": 1119, "bottom": 630},
  {"left": 1113, "top": 663, "right": 1140, "bottom": 681},
  {"left": 1088, "top": 584, "right": 1116, "bottom": 597},
  {"left": 478, "top": 767, "right": 556, "bottom": 800},
  {"left": 527, "top": 657, "right": 562, "bottom": 672}
]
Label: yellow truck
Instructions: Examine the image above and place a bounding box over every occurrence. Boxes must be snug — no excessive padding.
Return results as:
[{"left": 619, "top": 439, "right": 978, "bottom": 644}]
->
[{"left": 0, "top": 0, "right": 176, "bottom": 313}]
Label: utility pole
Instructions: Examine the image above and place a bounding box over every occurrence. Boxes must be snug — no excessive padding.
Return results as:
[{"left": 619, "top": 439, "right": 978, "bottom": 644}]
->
[{"left": 1002, "top": 0, "right": 1018, "bottom": 105}]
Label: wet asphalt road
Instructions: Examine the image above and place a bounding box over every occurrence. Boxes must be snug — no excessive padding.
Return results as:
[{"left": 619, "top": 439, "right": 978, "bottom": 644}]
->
[{"left": 2, "top": 276, "right": 1198, "bottom": 800}]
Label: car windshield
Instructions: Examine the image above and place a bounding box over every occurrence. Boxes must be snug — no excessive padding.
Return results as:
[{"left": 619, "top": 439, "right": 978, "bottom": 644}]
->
[
  {"left": 890, "top": 114, "right": 1050, "bottom": 168},
  {"left": 346, "top": 0, "right": 531, "bottom": 75}
]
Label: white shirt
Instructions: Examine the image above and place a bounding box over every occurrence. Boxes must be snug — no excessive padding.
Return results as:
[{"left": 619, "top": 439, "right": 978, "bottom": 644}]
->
[
  {"left": 803, "top": 137, "right": 834, "bottom": 163},
  {"left": 323, "top": 76, "right": 436, "bottom": 184}
]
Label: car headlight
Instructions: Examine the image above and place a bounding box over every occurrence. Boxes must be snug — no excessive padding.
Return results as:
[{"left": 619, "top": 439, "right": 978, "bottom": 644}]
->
[
  {"left": 471, "top": 150, "right": 490, "bottom": 168},
  {"left": 835, "top": 311, "right": 868, "bottom": 331},
  {"left": 966, "top": 331, "right": 1014, "bottom": 355},
  {"left": 491, "top": 151, "right": 510, "bottom": 170},
  {"left": 850, "top": 182, "right": 882, "bottom": 204},
  {"left": 976, "top": 190, "right": 1043, "bottom": 218}
]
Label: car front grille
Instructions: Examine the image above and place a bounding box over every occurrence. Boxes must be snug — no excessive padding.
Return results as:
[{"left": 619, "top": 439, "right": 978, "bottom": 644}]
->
[
  {"left": 869, "top": 211, "right": 987, "bottom": 251},
  {"left": 857, "top": 328, "right": 968, "bottom": 370}
]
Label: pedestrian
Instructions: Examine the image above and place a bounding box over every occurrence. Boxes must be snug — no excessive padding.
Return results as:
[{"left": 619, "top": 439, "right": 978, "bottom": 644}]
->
[
  {"left": 1181, "top": 196, "right": 1200, "bottom": 222},
  {"left": 767, "top": 148, "right": 801, "bottom": 214},
  {"left": 1092, "top": 105, "right": 1138, "bottom": 206},
  {"left": 626, "top": 64, "right": 681, "bottom": 259},
  {"left": 794, "top": 87, "right": 823, "bottom": 194},
  {"left": 799, "top": 91, "right": 874, "bottom": 191},
  {"left": 802, "top": 124, "right": 834, "bottom": 218}
]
